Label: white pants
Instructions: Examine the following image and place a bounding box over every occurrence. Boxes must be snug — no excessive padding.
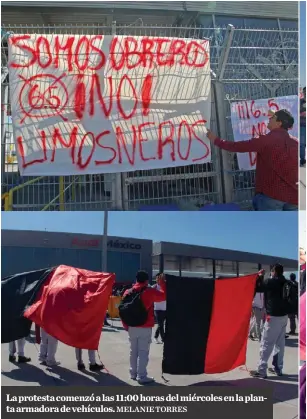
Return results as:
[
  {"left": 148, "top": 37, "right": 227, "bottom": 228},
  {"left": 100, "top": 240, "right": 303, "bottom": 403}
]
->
[
  {"left": 75, "top": 349, "right": 96, "bottom": 365},
  {"left": 249, "top": 307, "right": 264, "bottom": 340},
  {"left": 258, "top": 315, "right": 288, "bottom": 375},
  {"left": 39, "top": 329, "right": 58, "bottom": 363},
  {"left": 128, "top": 327, "right": 152, "bottom": 380},
  {"left": 9, "top": 338, "right": 26, "bottom": 356}
]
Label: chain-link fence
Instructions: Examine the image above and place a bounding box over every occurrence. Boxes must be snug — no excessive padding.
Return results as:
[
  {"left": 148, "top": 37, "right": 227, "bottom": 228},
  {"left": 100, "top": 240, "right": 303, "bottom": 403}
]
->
[
  {"left": 1, "top": 23, "right": 298, "bottom": 211},
  {"left": 221, "top": 27, "right": 299, "bottom": 208}
]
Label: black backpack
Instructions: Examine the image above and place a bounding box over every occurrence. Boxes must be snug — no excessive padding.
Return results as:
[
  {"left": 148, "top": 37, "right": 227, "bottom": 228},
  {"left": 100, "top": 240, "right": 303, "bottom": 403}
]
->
[
  {"left": 282, "top": 280, "right": 298, "bottom": 315},
  {"left": 118, "top": 288, "right": 149, "bottom": 327}
]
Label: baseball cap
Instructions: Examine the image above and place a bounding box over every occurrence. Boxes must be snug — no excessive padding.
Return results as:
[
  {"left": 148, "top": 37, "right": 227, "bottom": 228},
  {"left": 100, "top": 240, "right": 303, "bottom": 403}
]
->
[{"left": 268, "top": 109, "right": 294, "bottom": 129}]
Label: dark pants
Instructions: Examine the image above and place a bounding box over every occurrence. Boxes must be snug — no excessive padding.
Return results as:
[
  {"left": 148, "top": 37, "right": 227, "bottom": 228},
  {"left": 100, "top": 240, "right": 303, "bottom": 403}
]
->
[
  {"left": 154, "top": 310, "right": 166, "bottom": 341},
  {"left": 289, "top": 313, "right": 297, "bottom": 333}
]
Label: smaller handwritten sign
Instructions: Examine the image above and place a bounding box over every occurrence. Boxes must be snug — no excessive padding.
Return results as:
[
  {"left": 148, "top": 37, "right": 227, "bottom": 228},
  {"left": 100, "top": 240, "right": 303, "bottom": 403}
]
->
[{"left": 230, "top": 95, "right": 298, "bottom": 171}]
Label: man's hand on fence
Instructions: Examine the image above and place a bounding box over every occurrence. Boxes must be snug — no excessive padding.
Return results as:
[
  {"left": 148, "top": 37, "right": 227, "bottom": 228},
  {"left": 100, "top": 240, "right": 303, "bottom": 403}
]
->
[{"left": 206, "top": 130, "right": 218, "bottom": 142}]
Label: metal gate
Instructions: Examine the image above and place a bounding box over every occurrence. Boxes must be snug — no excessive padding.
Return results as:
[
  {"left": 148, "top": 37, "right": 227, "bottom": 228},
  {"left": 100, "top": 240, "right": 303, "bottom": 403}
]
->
[{"left": 1, "top": 23, "right": 298, "bottom": 211}]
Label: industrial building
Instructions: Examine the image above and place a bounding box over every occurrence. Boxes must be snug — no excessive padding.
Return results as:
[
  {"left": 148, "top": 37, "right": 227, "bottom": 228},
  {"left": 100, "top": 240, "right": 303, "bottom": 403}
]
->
[
  {"left": 1, "top": 1, "right": 298, "bottom": 29},
  {"left": 2, "top": 230, "right": 298, "bottom": 281},
  {"left": 1, "top": 229, "right": 153, "bottom": 282},
  {"left": 153, "top": 241, "right": 298, "bottom": 278}
]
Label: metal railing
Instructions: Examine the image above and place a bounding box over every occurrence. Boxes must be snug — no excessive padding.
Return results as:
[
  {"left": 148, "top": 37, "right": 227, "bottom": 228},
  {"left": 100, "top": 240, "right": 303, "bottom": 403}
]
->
[{"left": 1, "top": 23, "right": 299, "bottom": 211}]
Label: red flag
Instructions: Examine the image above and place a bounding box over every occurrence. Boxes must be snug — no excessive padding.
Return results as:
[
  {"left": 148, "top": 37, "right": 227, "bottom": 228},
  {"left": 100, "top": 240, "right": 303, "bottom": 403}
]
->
[{"left": 24, "top": 265, "right": 115, "bottom": 350}]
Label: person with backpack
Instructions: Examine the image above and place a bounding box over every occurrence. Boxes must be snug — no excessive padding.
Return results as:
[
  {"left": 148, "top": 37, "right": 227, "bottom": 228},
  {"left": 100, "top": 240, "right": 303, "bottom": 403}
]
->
[
  {"left": 288, "top": 273, "right": 298, "bottom": 335},
  {"left": 118, "top": 271, "right": 166, "bottom": 384},
  {"left": 249, "top": 264, "right": 297, "bottom": 378}
]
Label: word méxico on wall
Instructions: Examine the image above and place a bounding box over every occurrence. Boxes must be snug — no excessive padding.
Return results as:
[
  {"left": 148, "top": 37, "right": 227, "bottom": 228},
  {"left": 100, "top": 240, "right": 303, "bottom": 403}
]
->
[
  {"left": 8, "top": 34, "right": 212, "bottom": 176},
  {"left": 71, "top": 238, "right": 142, "bottom": 250}
]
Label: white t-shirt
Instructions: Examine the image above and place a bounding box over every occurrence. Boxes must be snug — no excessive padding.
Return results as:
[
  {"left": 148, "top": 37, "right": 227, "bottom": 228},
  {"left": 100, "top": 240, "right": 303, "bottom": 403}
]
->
[{"left": 153, "top": 284, "right": 166, "bottom": 311}]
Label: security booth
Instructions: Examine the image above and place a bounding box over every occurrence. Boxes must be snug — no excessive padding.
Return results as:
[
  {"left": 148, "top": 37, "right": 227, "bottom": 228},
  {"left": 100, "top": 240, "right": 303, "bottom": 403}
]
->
[{"left": 153, "top": 241, "right": 298, "bottom": 279}]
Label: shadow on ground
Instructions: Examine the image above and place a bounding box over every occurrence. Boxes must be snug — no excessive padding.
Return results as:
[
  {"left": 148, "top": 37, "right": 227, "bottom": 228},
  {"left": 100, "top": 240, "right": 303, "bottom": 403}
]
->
[
  {"left": 1, "top": 362, "right": 166, "bottom": 387},
  {"left": 1, "top": 362, "right": 130, "bottom": 386},
  {"left": 285, "top": 338, "right": 298, "bottom": 348}
]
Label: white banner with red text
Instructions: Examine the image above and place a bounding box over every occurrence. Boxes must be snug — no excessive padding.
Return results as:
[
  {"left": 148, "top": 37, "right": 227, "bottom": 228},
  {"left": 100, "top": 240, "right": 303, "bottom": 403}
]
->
[
  {"left": 8, "top": 34, "right": 211, "bottom": 176},
  {"left": 230, "top": 95, "right": 298, "bottom": 171}
]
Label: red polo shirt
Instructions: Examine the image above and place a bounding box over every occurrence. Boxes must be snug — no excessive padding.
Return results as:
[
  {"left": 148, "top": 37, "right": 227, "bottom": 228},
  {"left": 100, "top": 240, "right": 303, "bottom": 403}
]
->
[
  {"left": 214, "top": 128, "right": 298, "bottom": 205},
  {"left": 122, "top": 281, "right": 166, "bottom": 329}
]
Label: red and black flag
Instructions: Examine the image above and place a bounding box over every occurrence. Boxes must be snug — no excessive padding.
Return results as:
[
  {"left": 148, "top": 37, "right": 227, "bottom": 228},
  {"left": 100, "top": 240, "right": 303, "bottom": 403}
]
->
[
  {"left": 163, "top": 273, "right": 258, "bottom": 375},
  {"left": 2, "top": 265, "right": 115, "bottom": 350}
]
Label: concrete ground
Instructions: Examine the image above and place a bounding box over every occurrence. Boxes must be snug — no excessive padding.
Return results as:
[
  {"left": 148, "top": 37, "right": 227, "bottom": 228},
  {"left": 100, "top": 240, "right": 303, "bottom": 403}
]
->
[
  {"left": 300, "top": 166, "right": 306, "bottom": 210},
  {"left": 2, "top": 320, "right": 299, "bottom": 419}
]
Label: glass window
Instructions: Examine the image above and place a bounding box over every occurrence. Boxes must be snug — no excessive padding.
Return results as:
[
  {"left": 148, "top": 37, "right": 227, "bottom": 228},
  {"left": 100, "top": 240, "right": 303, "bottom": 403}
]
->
[
  {"left": 215, "top": 15, "right": 245, "bottom": 28},
  {"left": 181, "top": 256, "right": 213, "bottom": 278},
  {"left": 120, "top": 252, "right": 140, "bottom": 283},
  {"left": 239, "top": 262, "right": 260, "bottom": 276},
  {"left": 107, "top": 251, "right": 140, "bottom": 283},
  {"left": 244, "top": 18, "right": 278, "bottom": 29},
  {"left": 107, "top": 251, "right": 122, "bottom": 281},
  {"left": 215, "top": 260, "right": 238, "bottom": 277},
  {"left": 152, "top": 255, "right": 159, "bottom": 271},
  {"left": 77, "top": 249, "right": 101, "bottom": 272},
  {"left": 279, "top": 19, "right": 298, "bottom": 29},
  {"left": 33, "top": 247, "right": 59, "bottom": 269},
  {"left": 164, "top": 254, "right": 181, "bottom": 276},
  {"left": 2, "top": 246, "right": 36, "bottom": 276},
  {"left": 197, "top": 15, "right": 214, "bottom": 28}
]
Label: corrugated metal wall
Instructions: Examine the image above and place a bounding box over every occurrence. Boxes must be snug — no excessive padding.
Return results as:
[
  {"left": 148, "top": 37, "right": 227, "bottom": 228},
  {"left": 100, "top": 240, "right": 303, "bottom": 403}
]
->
[
  {"left": 1, "top": 1, "right": 298, "bottom": 18},
  {"left": 186, "top": 1, "right": 298, "bottom": 17},
  {"left": 1, "top": 1, "right": 298, "bottom": 27},
  {"left": 1, "top": 6, "right": 178, "bottom": 26}
]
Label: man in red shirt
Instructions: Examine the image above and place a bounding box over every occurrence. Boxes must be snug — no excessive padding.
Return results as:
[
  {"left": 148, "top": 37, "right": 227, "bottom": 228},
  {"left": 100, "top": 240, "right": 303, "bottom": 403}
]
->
[
  {"left": 207, "top": 109, "right": 298, "bottom": 211},
  {"left": 122, "top": 271, "right": 166, "bottom": 384}
]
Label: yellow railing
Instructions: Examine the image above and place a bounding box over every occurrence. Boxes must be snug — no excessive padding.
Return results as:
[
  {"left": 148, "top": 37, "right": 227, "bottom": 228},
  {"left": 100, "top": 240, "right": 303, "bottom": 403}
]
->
[
  {"left": 2, "top": 176, "right": 79, "bottom": 211},
  {"left": 1, "top": 192, "right": 9, "bottom": 211},
  {"left": 41, "top": 177, "right": 79, "bottom": 211},
  {"left": 2, "top": 177, "right": 45, "bottom": 211}
]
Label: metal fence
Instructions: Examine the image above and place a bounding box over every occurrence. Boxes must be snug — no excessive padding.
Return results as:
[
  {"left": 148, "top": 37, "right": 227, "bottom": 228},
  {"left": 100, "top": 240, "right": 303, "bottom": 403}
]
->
[{"left": 1, "top": 23, "right": 298, "bottom": 211}]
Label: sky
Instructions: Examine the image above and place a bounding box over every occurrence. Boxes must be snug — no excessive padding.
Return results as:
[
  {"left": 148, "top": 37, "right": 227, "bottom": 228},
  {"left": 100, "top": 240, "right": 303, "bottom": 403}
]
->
[
  {"left": 2, "top": 211, "right": 298, "bottom": 260},
  {"left": 301, "top": 1, "right": 306, "bottom": 87}
]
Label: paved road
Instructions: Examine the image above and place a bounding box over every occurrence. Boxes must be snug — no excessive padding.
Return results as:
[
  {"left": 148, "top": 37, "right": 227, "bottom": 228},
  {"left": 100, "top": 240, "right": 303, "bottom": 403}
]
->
[{"left": 2, "top": 320, "right": 299, "bottom": 419}]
